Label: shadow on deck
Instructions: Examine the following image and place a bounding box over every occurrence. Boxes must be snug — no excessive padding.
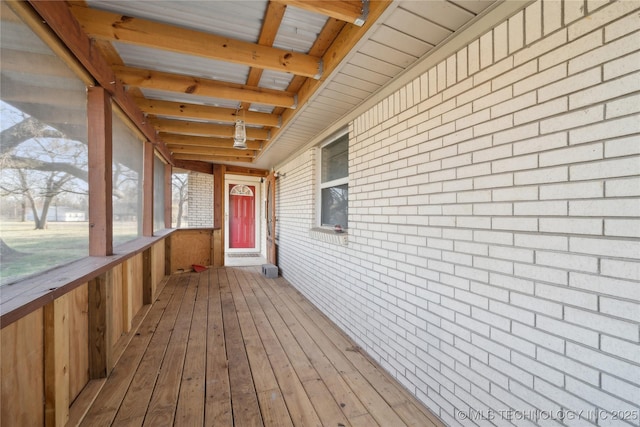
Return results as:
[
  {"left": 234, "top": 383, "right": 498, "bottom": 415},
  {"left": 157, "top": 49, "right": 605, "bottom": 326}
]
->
[{"left": 78, "top": 266, "right": 443, "bottom": 426}]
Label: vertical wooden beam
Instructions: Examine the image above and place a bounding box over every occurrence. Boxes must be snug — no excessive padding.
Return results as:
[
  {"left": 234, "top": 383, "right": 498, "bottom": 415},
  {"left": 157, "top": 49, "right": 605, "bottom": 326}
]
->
[
  {"left": 87, "top": 86, "right": 113, "bottom": 256},
  {"left": 122, "top": 259, "right": 133, "bottom": 332},
  {"left": 165, "top": 235, "right": 172, "bottom": 276},
  {"left": 88, "top": 271, "right": 113, "bottom": 378},
  {"left": 165, "top": 164, "right": 172, "bottom": 229},
  {"left": 143, "top": 142, "right": 154, "bottom": 237},
  {"left": 142, "top": 248, "right": 153, "bottom": 305},
  {"left": 44, "top": 296, "right": 70, "bottom": 427},
  {"left": 212, "top": 165, "right": 225, "bottom": 266},
  {"left": 212, "top": 164, "right": 223, "bottom": 230}
]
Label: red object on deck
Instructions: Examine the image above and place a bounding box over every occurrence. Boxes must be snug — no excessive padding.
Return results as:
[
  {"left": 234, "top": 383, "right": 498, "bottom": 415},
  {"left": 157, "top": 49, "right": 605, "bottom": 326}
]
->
[{"left": 192, "top": 264, "right": 208, "bottom": 273}]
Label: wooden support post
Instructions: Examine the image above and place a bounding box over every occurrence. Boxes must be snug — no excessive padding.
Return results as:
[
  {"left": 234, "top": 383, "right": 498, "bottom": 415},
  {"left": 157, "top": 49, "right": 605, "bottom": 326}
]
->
[
  {"left": 143, "top": 142, "right": 154, "bottom": 237},
  {"left": 143, "top": 248, "right": 153, "bottom": 305},
  {"left": 212, "top": 229, "right": 223, "bottom": 267},
  {"left": 165, "top": 163, "right": 172, "bottom": 229},
  {"left": 44, "top": 297, "right": 70, "bottom": 427},
  {"left": 213, "top": 164, "right": 224, "bottom": 266},
  {"left": 165, "top": 235, "right": 172, "bottom": 276},
  {"left": 213, "top": 164, "right": 223, "bottom": 230},
  {"left": 122, "top": 259, "right": 133, "bottom": 332},
  {"left": 88, "top": 272, "right": 113, "bottom": 378},
  {"left": 87, "top": 86, "right": 113, "bottom": 256}
]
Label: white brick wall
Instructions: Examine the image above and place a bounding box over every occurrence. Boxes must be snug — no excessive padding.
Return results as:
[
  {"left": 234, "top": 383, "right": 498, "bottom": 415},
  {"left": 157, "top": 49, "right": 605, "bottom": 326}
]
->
[
  {"left": 276, "top": 1, "right": 640, "bottom": 426},
  {"left": 186, "top": 172, "right": 213, "bottom": 228}
]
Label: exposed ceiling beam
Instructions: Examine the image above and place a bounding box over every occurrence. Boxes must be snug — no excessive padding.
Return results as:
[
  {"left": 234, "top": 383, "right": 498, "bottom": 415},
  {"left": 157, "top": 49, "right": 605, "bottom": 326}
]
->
[
  {"left": 168, "top": 146, "right": 256, "bottom": 158},
  {"left": 114, "top": 66, "right": 297, "bottom": 109},
  {"left": 241, "top": 1, "right": 287, "bottom": 111},
  {"left": 135, "top": 98, "right": 280, "bottom": 128},
  {"left": 69, "top": 5, "right": 323, "bottom": 78},
  {"left": 273, "top": 0, "right": 368, "bottom": 26},
  {"left": 272, "top": 17, "right": 346, "bottom": 117},
  {"left": 160, "top": 134, "right": 263, "bottom": 151},
  {"left": 151, "top": 118, "right": 270, "bottom": 140},
  {"left": 173, "top": 153, "right": 255, "bottom": 163},
  {"left": 263, "top": 1, "right": 391, "bottom": 155},
  {"left": 24, "top": 0, "right": 173, "bottom": 163}
]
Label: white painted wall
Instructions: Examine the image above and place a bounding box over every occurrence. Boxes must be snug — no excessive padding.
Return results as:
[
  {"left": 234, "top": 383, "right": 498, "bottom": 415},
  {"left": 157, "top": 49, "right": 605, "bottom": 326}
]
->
[{"left": 276, "top": 1, "right": 640, "bottom": 425}]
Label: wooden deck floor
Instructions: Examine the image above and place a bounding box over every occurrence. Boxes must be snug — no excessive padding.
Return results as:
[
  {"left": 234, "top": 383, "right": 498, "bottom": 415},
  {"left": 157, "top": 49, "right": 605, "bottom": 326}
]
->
[{"left": 79, "top": 266, "right": 443, "bottom": 426}]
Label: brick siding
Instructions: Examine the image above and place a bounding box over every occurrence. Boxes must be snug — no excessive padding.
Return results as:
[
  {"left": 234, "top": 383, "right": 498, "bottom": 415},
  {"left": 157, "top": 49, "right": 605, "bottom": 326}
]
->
[{"left": 276, "top": 1, "right": 640, "bottom": 426}]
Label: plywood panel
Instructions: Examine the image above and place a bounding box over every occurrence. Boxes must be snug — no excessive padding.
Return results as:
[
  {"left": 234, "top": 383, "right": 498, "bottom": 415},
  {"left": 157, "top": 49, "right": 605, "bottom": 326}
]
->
[
  {"left": 44, "top": 295, "right": 70, "bottom": 426},
  {"left": 151, "top": 240, "right": 166, "bottom": 297},
  {"left": 1, "top": 309, "right": 44, "bottom": 426},
  {"left": 69, "top": 283, "right": 90, "bottom": 403},
  {"left": 170, "top": 229, "right": 213, "bottom": 272},
  {"left": 110, "top": 265, "right": 124, "bottom": 346},
  {"left": 213, "top": 229, "right": 223, "bottom": 267},
  {"left": 123, "top": 254, "right": 144, "bottom": 332}
]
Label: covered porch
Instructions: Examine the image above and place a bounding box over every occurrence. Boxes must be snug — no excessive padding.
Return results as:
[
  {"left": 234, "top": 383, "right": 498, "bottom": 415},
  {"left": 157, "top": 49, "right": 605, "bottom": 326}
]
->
[{"left": 74, "top": 266, "right": 442, "bottom": 427}]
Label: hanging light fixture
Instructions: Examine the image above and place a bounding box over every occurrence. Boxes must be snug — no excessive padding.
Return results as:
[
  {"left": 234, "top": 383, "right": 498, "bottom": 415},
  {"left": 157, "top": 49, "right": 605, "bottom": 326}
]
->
[{"left": 233, "top": 107, "right": 247, "bottom": 149}]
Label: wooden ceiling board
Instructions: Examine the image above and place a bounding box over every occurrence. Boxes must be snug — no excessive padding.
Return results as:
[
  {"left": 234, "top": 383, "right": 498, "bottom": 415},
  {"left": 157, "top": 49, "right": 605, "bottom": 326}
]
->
[{"left": 21, "top": 0, "right": 503, "bottom": 169}]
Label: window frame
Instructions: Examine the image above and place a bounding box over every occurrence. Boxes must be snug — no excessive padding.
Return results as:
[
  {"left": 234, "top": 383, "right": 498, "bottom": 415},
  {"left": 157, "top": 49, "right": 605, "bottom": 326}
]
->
[{"left": 316, "top": 129, "right": 349, "bottom": 230}]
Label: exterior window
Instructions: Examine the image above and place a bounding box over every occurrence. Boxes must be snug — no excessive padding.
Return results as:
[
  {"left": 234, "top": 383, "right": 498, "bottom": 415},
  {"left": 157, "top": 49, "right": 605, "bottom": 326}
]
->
[
  {"left": 320, "top": 133, "right": 348, "bottom": 229},
  {"left": 112, "top": 113, "right": 143, "bottom": 246},
  {"left": 0, "top": 7, "right": 89, "bottom": 285},
  {"left": 153, "top": 154, "right": 165, "bottom": 232}
]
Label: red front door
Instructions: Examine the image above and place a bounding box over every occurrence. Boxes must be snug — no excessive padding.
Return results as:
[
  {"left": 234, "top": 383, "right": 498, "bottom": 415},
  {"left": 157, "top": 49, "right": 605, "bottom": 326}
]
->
[{"left": 229, "top": 184, "right": 255, "bottom": 249}]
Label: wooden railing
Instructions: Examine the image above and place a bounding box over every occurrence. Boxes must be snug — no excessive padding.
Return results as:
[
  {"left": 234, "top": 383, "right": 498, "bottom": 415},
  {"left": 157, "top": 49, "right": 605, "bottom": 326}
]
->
[{"left": 0, "top": 228, "right": 219, "bottom": 426}]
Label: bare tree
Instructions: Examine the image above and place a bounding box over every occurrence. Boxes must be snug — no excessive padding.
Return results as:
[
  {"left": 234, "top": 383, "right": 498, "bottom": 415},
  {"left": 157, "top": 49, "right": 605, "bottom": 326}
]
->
[
  {"left": 0, "top": 110, "right": 88, "bottom": 229},
  {"left": 172, "top": 173, "right": 188, "bottom": 227}
]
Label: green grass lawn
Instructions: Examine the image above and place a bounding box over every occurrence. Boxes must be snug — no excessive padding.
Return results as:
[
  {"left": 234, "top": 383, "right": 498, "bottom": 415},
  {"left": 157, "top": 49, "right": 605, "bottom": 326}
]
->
[{"left": 0, "top": 221, "right": 138, "bottom": 286}]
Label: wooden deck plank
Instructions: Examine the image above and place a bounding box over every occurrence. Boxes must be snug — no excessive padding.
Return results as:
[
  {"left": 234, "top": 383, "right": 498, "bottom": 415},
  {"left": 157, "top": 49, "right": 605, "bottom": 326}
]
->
[
  {"left": 243, "top": 271, "right": 393, "bottom": 426},
  {"left": 267, "top": 269, "right": 444, "bottom": 427},
  {"left": 174, "top": 272, "right": 209, "bottom": 425},
  {"left": 76, "top": 267, "right": 443, "bottom": 427},
  {"left": 111, "top": 275, "right": 189, "bottom": 426},
  {"left": 226, "top": 270, "right": 294, "bottom": 427},
  {"left": 251, "top": 268, "right": 422, "bottom": 427},
  {"left": 80, "top": 275, "right": 184, "bottom": 426},
  {"left": 229, "top": 268, "right": 323, "bottom": 427},
  {"left": 219, "top": 269, "right": 264, "bottom": 427},
  {"left": 239, "top": 268, "right": 370, "bottom": 423},
  {"left": 205, "top": 269, "right": 232, "bottom": 426},
  {"left": 142, "top": 273, "right": 198, "bottom": 426}
]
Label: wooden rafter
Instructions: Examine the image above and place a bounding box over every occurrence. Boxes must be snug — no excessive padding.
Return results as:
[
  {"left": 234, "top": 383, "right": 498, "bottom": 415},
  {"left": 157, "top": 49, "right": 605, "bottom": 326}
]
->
[
  {"left": 273, "top": 0, "right": 368, "bottom": 26},
  {"left": 69, "top": 5, "right": 323, "bottom": 78},
  {"left": 23, "top": 0, "right": 173, "bottom": 163},
  {"left": 271, "top": 17, "right": 346, "bottom": 118},
  {"left": 264, "top": 0, "right": 392, "bottom": 154},
  {"left": 13, "top": 0, "right": 394, "bottom": 168},
  {"left": 135, "top": 99, "right": 280, "bottom": 128},
  {"left": 114, "top": 66, "right": 297, "bottom": 109},
  {"left": 173, "top": 153, "right": 255, "bottom": 163},
  {"left": 241, "top": 1, "right": 287, "bottom": 111},
  {"left": 151, "top": 118, "right": 270, "bottom": 140},
  {"left": 159, "top": 134, "right": 263, "bottom": 151},
  {"left": 169, "top": 146, "right": 256, "bottom": 158}
]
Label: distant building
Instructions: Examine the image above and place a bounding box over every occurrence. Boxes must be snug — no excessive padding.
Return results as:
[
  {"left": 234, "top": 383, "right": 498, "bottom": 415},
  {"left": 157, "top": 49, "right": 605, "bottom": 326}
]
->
[{"left": 26, "top": 206, "right": 86, "bottom": 222}]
